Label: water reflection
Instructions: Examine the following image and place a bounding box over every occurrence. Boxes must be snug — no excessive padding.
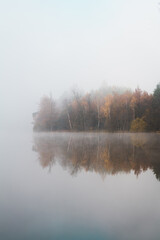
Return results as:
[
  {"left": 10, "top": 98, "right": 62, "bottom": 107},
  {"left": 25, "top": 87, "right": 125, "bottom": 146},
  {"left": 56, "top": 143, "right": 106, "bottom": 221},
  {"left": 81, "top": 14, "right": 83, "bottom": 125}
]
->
[{"left": 33, "top": 133, "right": 160, "bottom": 180}]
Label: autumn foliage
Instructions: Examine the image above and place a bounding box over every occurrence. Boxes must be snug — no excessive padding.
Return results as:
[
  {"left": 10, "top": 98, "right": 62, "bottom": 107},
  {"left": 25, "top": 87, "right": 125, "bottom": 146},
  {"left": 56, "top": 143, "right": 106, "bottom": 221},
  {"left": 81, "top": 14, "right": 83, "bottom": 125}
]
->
[
  {"left": 130, "top": 118, "right": 147, "bottom": 132},
  {"left": 33, "top": 83, "right": 160, "bottom": 132}
]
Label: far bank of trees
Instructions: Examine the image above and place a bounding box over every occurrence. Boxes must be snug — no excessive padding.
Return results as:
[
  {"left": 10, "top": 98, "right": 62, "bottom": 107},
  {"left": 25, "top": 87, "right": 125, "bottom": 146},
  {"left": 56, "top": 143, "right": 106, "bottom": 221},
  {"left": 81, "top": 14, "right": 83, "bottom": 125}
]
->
[{"left": 33, "top": 83, "right": 160, "bottom": 132}]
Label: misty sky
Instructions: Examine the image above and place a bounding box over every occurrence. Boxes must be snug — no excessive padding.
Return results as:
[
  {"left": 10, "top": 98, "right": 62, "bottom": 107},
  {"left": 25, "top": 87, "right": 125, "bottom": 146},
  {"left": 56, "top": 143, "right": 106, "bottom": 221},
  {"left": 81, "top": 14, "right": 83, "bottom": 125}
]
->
[{"left": 1, "top": 0, "right": 160, "bottom": 130}]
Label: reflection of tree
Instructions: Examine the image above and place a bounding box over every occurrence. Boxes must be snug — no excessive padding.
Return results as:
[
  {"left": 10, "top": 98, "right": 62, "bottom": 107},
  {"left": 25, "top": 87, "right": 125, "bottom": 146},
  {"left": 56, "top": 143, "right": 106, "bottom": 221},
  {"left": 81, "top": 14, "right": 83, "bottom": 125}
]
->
[
  {"left": 33, "top": 136, "right": 56, "bottom": 169},
  {"left": 33, "top": 133, "right": 160, "bottom": 180}
]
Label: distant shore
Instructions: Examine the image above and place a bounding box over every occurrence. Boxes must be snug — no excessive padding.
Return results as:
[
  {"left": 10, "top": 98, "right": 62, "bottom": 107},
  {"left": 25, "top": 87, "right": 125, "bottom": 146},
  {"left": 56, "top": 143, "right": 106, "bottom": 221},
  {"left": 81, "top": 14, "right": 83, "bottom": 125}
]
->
[{"left": 33, "top": 83, "right": 160, "bottom": 133}]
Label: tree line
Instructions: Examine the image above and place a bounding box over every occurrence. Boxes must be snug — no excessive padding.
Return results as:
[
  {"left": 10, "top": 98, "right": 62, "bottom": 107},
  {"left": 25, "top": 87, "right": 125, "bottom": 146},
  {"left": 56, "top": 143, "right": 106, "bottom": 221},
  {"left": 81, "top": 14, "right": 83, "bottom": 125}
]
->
[{"left": 33, "top": 83, "right": 160, "bottom": 132}]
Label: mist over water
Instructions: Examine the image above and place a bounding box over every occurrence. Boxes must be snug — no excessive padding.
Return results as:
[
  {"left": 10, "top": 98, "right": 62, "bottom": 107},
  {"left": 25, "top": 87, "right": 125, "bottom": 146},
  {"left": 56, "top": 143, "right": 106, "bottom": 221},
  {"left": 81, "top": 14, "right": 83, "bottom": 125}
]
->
[{"left": 1, "top": 132, "right": 160, "bottom": 240}]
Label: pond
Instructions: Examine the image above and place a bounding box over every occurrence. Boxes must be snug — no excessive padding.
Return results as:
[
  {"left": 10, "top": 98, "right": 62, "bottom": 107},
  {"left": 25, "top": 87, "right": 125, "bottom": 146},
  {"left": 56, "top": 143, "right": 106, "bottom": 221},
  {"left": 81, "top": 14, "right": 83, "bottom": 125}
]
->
[{"left": 1, "top": 132, "right": 160, "bottom": 240}]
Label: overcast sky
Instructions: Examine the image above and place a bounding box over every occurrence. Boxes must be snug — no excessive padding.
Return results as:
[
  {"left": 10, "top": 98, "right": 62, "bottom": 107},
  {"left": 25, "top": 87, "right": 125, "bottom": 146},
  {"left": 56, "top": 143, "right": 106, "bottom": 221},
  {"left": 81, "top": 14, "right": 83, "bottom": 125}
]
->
[{"left": 1, "top": 0, "right": 160, "bottom": 130}]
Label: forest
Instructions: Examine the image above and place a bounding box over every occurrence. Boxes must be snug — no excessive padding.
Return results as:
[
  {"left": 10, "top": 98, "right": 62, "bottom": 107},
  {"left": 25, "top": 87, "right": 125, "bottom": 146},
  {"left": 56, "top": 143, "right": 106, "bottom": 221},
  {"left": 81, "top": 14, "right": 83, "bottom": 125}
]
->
[{"left": 33, "top": 83, "right": 160, "bottom": 132}]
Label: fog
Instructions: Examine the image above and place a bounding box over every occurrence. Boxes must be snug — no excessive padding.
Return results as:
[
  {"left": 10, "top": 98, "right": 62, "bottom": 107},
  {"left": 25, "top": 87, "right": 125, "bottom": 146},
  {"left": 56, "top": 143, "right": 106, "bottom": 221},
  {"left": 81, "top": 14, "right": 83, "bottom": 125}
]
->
[
  {"left": 1, "top": 131, "right": 160, "bottom": 240},
  {"left": 1, "top": 0, "right": 160, "bottom": 131}
]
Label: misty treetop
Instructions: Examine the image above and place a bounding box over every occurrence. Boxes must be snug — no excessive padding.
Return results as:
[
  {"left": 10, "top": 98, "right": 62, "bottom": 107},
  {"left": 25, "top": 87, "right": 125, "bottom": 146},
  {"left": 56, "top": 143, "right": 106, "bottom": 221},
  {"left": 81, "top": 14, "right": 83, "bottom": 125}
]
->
[{"left": 33, "top": 83, "right": 160, "bottom": 132}]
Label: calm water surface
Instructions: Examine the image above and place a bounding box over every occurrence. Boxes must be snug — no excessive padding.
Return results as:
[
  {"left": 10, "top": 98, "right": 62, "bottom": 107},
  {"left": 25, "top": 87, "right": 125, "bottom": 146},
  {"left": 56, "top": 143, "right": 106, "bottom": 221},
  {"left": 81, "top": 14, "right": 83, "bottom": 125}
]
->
[{"left": 1, "top": 132, "right": 160, "bottom": 240}]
